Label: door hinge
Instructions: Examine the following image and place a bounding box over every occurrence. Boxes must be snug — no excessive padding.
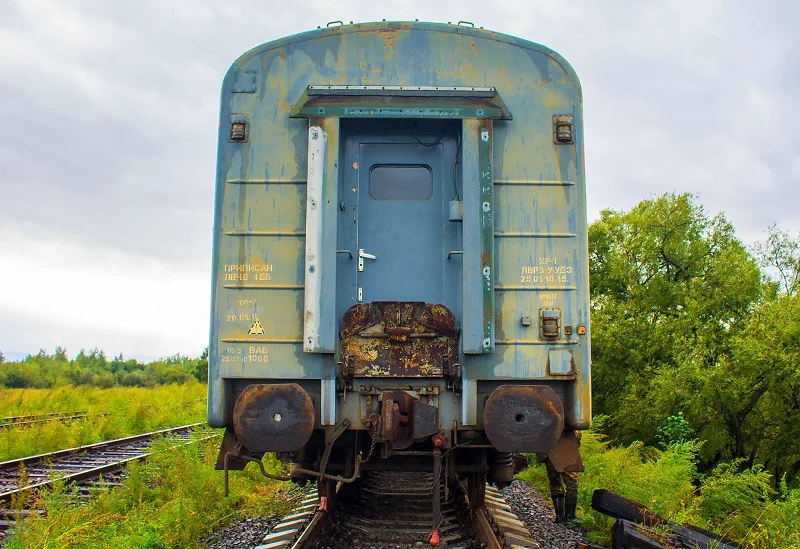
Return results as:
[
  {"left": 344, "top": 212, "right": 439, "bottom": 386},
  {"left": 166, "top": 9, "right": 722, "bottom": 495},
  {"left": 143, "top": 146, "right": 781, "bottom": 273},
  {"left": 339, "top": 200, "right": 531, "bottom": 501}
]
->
[{"left": 358, "top": 288, "right": 363, "bottom": 302}]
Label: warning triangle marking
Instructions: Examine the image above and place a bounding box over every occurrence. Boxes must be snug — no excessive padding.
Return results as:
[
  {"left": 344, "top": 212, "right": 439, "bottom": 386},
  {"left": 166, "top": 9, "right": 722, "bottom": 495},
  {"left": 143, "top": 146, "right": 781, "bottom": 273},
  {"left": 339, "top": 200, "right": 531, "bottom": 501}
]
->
[{"left": 248, "top": 319, "right": 265, "bottom": 335}]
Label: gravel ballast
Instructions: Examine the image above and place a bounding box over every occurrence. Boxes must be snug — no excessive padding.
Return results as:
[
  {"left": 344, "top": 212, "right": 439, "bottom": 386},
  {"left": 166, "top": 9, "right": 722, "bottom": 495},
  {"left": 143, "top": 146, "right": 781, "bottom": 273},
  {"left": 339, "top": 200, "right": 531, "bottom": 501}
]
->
[
  {"left": 201, "top": 515, "right": 282, "bottom": 549},
  {"left": 501, "top": 479, "right": 596, "bottom": 548},
  {"left": 200, "top": 479, "right": 600, "bottom": 548}
]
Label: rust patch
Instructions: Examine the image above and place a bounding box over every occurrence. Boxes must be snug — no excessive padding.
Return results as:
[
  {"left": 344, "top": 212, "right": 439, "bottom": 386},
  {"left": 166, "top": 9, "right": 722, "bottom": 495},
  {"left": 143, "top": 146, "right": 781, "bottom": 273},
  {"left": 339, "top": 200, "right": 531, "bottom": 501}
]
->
[
  {"left": 418, "top": 304, "right": 458, "bottom": 338},
  {"left": 381, "top": 390, "right": 413, "bottom": 449},
  {"left": 547, "top": 430, "right": 584, "bottom": 473},
  {"left": 340, "top": 303, "right": 381, "bottom": 338},
  {"left": 232, "top": 383, "right": 315, "bottom": 453},
  {"left": 379, "top": 29, "right": 399, "bottom": 60},
  {"left": 380, "top": 390, "right": 440, "bottom": 450},
  {"left": 483, "top": 385, "right": 564, "bottom": 453},
  {"left": 340, "top": 302, "right": 458, "bottom": 377}
]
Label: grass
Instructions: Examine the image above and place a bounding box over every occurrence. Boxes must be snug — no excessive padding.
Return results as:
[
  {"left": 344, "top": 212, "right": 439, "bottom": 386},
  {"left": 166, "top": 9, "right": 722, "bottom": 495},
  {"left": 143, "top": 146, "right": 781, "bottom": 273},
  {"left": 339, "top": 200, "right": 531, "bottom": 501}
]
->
[
  {"left": 7, "top": 383, "right": 796, "bottom": 548},
  {"left": 4, "top": 435, "right": 301, "bottom": 549},
  {"left": 0, "top": 383, "right": 207, "bottom": 462},
  {"left": 0, "top": 382, "right": 304, "bottom": 548}
]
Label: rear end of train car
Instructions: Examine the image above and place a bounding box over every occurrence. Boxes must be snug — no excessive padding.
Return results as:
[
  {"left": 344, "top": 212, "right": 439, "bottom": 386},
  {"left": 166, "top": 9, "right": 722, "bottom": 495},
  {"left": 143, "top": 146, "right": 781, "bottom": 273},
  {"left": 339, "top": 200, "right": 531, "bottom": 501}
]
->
[{"left": 208, "top": 21, "right": 590, "bottom": 506}]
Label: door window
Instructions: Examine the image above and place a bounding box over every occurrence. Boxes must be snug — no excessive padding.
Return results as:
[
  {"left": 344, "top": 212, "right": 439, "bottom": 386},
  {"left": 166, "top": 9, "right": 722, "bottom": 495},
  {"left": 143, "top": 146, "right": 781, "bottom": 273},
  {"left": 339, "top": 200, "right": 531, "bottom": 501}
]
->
[{"left": 369, "top": 164, "right": 432, "bottom": 201}]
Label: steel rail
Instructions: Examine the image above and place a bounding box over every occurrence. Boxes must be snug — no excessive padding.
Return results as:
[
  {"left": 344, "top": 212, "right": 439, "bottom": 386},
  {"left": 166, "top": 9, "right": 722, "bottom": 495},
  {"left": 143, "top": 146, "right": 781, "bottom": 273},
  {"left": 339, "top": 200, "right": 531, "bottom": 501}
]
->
[
  {"left": 0, "top": 423, "right": 202, "bottom": 473},
  {"left": 457, "top": 477, "right": 502, "bottom": 549},
  {"left": 0, "top": 411, "right": 90, "bottom": 429},
  {"left": 0, "top": 411, "right": 87, "bottom": 424},
  {"left": 287, "top": 487, "right": 329, "bottom": 549}
]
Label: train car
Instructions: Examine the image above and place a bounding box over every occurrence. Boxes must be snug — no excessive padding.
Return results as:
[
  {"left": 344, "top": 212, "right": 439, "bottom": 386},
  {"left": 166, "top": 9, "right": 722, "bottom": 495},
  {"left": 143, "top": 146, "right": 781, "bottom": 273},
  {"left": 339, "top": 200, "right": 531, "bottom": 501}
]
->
[{"left": 208, "top": 19, "right": 590, "bottom": 522}]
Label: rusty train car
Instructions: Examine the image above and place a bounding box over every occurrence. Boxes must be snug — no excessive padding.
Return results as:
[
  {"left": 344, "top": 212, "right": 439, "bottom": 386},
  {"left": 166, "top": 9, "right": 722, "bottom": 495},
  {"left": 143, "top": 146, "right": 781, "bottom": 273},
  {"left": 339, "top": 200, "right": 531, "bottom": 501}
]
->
[{"left": 208, "top": 20, "right": 590, "bottom": 517}]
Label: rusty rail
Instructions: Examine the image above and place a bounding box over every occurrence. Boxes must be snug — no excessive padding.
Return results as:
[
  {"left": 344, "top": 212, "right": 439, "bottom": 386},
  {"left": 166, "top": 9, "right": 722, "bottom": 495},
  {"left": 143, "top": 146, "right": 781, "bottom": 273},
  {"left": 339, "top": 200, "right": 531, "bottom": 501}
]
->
[
  {"left": 0, "top": 411, "right": 92, "bottom": 429},
  {"left": 0, "top": 423, "right": 209, "bottom": 517}
]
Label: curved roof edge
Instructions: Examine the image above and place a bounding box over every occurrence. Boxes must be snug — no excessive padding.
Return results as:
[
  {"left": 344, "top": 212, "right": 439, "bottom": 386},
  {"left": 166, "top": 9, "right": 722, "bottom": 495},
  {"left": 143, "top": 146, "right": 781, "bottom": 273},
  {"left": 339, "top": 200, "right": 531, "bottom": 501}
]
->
[{"left": 223, "top": 21, "right": 582, "bottom": 100}]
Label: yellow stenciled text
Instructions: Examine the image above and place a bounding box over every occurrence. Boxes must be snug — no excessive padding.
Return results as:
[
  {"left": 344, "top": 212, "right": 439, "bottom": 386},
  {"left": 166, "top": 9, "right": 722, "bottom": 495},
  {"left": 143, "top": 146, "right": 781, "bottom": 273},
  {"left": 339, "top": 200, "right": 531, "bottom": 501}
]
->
[{"left": 224, "top": 263, "right": 273, "bottom": 282}]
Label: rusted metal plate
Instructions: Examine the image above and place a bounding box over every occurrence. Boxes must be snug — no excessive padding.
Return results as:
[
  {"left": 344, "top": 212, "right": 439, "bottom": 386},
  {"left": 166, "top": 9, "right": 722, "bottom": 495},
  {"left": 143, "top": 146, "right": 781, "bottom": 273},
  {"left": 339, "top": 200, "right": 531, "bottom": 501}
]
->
[
  {"left": 483, "top": 385, "right": 564, "bottom": 453},
  {"left": 381, "top": 390, "right": 414, "bottom": 449},
  {"left": 410, "top": 399, "right": 439, "bottom": 439},
  {"left": 214, "top": 427, "right": 247, "bottom": 471},
  {"left": 232, "top": 384, "right": 315, "bottom": 453},
  {"left": 547, "top": 430, "right": 584, "bottom": 473},
  {"left": 340, "top": 302, "right": 458, "bottom": 377},
  {"left": 379, "top": 390, "right": 440, "bottom": 450}
]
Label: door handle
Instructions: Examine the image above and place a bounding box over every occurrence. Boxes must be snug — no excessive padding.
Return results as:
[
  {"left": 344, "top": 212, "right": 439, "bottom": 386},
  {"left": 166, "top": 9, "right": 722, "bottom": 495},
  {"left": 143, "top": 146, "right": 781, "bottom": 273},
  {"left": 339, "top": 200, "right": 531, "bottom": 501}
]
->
[{"left": 358, "top": 248, "right": 376, "bottom": 272}]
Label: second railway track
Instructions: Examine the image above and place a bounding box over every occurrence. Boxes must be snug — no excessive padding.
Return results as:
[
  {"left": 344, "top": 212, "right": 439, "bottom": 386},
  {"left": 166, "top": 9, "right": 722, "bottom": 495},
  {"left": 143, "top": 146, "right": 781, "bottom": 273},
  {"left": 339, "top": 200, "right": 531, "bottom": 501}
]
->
[
  {"left": 0, "top": 423, "right": 211, "bottom": 528},
  {"left": 0, "top": 411, "right": 92, "bottom": 429}
]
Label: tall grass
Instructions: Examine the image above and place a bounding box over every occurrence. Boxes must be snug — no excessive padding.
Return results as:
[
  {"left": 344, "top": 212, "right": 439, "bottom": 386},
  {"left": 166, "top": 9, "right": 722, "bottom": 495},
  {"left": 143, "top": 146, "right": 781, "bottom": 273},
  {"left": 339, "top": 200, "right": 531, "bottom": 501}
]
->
[
  {"left": 5, "top": 436, "right": 300, "bottom": 549},
  {"left": 518, "top": 430, "right": 700, "bottom": 544},
  {"left": 518, "top": 429, "right": 800, "bottom": 548},
  {"left": 0, "top": 383, "right": 206, "bottom": 462}
]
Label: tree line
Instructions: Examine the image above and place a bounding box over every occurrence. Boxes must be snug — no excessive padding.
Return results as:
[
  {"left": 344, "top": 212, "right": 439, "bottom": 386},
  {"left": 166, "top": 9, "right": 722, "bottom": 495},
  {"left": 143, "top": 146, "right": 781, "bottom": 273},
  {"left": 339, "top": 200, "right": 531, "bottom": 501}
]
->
[
  {"left": 0, "top": 347, "right": 208, "bottom": 388},
  {"left": 590, "top": 193, "right": 800, "bottom": 489}
]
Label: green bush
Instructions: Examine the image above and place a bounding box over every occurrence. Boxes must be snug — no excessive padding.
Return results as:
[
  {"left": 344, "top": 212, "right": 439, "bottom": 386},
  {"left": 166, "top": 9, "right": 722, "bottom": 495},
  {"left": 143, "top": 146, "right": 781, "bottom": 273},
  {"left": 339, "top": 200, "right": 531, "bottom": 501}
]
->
[{"left": 699, "top": 461, "right": 774, "bottom": 543}]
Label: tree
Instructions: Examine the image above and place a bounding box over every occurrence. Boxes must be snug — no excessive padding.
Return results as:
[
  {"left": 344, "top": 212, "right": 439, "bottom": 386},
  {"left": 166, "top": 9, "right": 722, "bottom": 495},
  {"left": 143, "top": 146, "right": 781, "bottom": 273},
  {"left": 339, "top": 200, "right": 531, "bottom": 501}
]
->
[
  {"left": 589, "top": 193, "right": 762, "bottom": 466},
  {"left": 193, "top": 347, "right": 209, "bottom": 383},
  {"left": 4, "top": 366, "right": 29, "bottom": 388},
  {"left": 725, "top": 291, "right": 800, "bottom": 483},
  {"left": 753, "top": 225, "right": 800, "bottom": 295},
  {"left": 0, "top": 347, "right": 207, "bottom": 390},
  {"left": 53, "top": 347, "right": 68, "bottom": 361}
]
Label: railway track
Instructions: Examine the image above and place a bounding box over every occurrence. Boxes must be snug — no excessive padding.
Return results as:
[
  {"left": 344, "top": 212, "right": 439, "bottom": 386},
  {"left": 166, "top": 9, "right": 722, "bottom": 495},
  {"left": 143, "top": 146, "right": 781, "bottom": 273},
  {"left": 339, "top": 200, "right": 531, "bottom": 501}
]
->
[
  {"left": 252, "top": 473, "right": 542, "bottom": 549},
  {"left": 0, "top": 423, "right": 208, "bottom": 528},
  {"left": 0, "top": 411, "right": 91, "bottom": 429}
]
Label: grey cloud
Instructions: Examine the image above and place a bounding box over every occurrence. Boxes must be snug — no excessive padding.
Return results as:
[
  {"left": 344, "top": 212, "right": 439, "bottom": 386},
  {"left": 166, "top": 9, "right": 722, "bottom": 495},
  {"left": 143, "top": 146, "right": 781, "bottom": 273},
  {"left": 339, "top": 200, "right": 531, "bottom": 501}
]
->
[
  {"left": 0, "top": 0, "right": 798, "bottom": 355},
  {"left": 2, "top": 1, "right": 797, "bottom": 254}
]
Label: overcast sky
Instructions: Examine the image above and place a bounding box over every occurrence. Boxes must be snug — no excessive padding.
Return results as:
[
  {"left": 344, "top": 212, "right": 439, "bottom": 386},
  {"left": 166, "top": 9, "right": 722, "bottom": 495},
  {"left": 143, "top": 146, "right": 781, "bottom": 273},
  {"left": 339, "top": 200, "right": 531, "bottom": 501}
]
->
[{"left": 1, "top": 0, "right": 797, "bottom": 360}]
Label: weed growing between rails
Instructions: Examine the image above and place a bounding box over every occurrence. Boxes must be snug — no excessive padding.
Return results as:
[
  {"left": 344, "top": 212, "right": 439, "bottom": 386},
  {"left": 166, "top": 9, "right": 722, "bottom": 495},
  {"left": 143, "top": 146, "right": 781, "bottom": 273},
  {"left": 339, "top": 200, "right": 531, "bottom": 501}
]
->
[
  {"left": 518, "top": 427, "right": 800, "bottom": 548},
  {"left": 4, "top": 434, "right": 299, "bottom": 549},
  {"left": 0, "top": 382, "right": 206, "bottom": 461}
]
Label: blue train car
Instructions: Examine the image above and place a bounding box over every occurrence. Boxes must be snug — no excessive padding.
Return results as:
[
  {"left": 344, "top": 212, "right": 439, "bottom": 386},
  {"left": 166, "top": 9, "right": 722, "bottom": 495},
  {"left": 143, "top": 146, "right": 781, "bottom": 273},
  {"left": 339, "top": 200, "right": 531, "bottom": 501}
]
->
[{"left": 208, "top": 20, "right": 590, "bottom": 511}]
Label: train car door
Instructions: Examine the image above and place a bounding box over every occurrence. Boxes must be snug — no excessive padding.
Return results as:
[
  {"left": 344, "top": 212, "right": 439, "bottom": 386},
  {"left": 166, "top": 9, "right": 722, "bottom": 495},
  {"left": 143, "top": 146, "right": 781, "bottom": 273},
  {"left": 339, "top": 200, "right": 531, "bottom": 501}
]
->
[{"left": 355, "top": 142, "right": 445, "bottom": 304}]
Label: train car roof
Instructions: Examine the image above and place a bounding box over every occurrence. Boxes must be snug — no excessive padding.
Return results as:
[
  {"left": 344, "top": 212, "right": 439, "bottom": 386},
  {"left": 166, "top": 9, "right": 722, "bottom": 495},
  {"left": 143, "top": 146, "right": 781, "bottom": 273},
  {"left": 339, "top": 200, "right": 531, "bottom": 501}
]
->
[{"left": 224, "top": 20, "right": 582, "bottom": 99}]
